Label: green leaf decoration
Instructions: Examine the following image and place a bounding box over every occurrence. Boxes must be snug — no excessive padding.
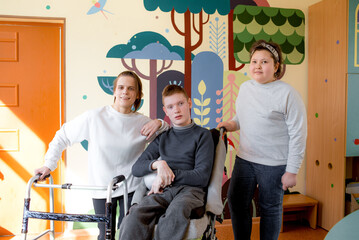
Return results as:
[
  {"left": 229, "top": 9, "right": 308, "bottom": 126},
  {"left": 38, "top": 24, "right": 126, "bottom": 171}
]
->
[
  {"left": 233, "top": 5, "right": 305, "bottom": 65},
  {"left": 198, "top": 80, "right": 206, "bottom": 95}
]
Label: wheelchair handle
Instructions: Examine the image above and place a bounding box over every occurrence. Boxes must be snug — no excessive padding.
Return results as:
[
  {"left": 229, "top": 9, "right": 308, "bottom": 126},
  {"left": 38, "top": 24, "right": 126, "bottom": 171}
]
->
[{"left": 219, "top": 127, "right": 226, "bottom": 135}]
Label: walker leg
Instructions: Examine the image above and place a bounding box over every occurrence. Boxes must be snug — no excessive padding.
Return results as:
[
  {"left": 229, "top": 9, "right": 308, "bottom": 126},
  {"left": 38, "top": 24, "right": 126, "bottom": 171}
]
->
[
  {"left": 105, "top": 202, "right": 112, "bottom": 240},
  {"left": 21, "top": 198, "right": 30, "bottom": 240}
]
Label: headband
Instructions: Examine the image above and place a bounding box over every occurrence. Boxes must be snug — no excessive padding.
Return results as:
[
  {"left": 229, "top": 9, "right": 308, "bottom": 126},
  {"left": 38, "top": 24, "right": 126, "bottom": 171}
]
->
[{"left": 253, "top": 42, "right": 280, "bottom": 62}]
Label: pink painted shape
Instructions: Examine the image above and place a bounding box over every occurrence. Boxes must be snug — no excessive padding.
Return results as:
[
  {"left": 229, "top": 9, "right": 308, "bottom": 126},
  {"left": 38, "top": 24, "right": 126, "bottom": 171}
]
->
[{"left": 253, "top": 0, "right": 270, "bottom": 7}]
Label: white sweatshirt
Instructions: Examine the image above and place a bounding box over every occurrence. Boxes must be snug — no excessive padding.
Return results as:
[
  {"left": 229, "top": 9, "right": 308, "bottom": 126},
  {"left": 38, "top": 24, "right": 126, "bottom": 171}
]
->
[
  {"left": 44, "top": 105, "right": 167, "bottom": 198},
  {"left": 232, "top": 80, "right": 307, "bottom": 174}
]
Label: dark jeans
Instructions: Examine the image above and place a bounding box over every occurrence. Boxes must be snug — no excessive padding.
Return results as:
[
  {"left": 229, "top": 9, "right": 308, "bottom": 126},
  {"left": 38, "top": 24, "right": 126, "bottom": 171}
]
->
[
  {"left": 93, "top": 192, "right": 133, "bottom": 240},
  {"left": 228, "top": 157, "right": 285, "bottom": 240}
]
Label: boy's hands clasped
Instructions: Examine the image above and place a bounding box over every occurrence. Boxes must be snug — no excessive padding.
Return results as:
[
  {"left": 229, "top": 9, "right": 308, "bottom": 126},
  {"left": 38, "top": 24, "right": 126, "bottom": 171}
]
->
[{"left": 149, "top": 160, "right": 175, "bottom": 195}]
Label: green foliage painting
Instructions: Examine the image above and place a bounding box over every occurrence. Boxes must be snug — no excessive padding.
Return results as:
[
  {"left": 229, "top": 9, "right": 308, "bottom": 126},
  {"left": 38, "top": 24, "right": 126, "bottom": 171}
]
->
[{"left": 233, "top": 5, "right": 305, "bottom": 65}]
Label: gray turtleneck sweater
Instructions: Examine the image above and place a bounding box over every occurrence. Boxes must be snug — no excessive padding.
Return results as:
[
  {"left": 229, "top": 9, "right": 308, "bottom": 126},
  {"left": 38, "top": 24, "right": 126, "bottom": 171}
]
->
[{"left": 132, "top": 122, "right": 214, "bottom": 188}]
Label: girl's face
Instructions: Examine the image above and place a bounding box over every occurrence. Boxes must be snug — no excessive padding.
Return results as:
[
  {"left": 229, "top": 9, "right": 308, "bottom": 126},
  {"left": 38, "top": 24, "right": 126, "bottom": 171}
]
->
[
  {"left": 113, "top": 75, "right": 138, "bottom": 114},
  {"left": 249, "top": 50, "right": 279, "bottom": 84}
]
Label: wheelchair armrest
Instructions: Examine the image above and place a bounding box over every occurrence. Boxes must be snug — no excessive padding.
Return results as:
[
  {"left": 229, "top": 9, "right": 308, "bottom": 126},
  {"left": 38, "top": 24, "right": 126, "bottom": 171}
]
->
[{"left": 131, "top": 178, "right": 148, "bottom": 205}]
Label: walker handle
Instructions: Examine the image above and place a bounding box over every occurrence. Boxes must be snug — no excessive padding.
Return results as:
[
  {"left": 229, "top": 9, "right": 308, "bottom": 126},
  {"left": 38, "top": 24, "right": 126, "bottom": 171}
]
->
[
  {"left": 34, "top": 173, "right": 51, "bottom": 183},
  {"left": 112, "top": 175, "right": 125, "bottom": 186}
]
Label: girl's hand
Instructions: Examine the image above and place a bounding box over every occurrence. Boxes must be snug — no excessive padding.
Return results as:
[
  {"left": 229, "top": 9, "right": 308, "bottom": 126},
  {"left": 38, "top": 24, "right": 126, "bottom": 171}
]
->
[
  {"left": 141, "top": 119, "right": 162, "bottom": 140},
  {"left": 217, "top": 120, "right": 238, "bottom": 132},
  {"left": 281, "top": 172, "right": 297, "bottom": 190},
  {"left": 34, "top": 166, "right": 51, "bottom": 181}
]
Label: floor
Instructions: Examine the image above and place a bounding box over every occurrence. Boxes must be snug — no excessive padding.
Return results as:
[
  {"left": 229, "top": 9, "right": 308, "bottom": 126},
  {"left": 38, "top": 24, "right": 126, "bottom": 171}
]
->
[
  {"left": 0, "top": 221, "right": 329, "bottom": 240},
  {"left": 278, "top": 221, "right": 328, "bottom": 240}
]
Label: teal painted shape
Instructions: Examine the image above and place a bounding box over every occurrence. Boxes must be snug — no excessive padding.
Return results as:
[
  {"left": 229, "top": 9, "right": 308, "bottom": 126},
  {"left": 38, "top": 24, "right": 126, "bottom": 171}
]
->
[
  {"left": 106, "top": 31, "right": 191, "bottom": 60},
  {"left": 143, "top": 0, "right": 230, "bottom": 15},
  {"left": 346, "top": 74, "right": 359, "bottom": 156},
  {"left": 324, "top": 210, "right": 359, "bottom": 240},
  {"left": 233, "top": 5, "right": 305, "bottom": 65},
  {"left": 81, "top": 140, "right": 88, "bottom": 151},
  {"left": 98, "top": 76, "right": 116, "bottom": 95},
  {"left": 348, "top": 0, "right": 359, "bottom": 73},
  {"left": 124, "top": 42, "right": 182, "bottom": 60}
]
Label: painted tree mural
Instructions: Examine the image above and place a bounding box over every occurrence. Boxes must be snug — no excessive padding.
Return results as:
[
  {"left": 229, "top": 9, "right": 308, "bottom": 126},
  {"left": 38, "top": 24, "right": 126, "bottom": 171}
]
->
[
  {"left": 106, "top": 31, "right": 187, "bottom": 118},
  {"left": 233, "top": 5, "right": 305, "bottom": 65},
  {"left": 192, "top": 51, "right": 223, "bottom": 129},
  {"left": 143, "top": 0, "right": 230, "bottom": 97},
  {"left": 227, "top": 0, "right": 268, "bottom": 70}
]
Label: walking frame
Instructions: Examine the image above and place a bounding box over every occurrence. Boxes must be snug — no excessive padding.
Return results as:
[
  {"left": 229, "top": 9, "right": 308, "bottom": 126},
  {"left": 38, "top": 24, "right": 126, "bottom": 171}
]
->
[{"left": 21, "top": 174, "right": 128, "bottom": 240}]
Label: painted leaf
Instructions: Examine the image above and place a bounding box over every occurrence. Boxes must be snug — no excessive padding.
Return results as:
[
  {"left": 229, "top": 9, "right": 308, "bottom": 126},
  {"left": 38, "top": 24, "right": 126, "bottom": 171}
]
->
[
  {"left": 193, "top": 98, "right": 202, "bottom": 106},
  {"left": 194, "top": 108, "right": 201, "bottom": 115},
  {"left": 202, "top": 108, "right": 210, "bottom": 116},
  {"left": 193, "top": 118, "right": 201, "bottom": 125},
  {"left": 97, "top": 76, "right": 116, "bottom": 95},
  {"left": 198, "top": 80, "right": 207, "bottom": 95},
  {"left": 203, "top": 98, "right": 211, "bottom": 106},
  {"left": 203, "top": 118, "right": 210, "bottom": 126}
]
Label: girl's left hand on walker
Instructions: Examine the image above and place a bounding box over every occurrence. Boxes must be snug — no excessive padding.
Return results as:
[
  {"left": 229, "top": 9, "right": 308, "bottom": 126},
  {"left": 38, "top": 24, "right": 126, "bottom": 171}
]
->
[
  {"left": 141, "top": 119, "right": 162, "bottom": 140},
  {"left": 281, "top": 172, "right": 297, "bottom": 190}
]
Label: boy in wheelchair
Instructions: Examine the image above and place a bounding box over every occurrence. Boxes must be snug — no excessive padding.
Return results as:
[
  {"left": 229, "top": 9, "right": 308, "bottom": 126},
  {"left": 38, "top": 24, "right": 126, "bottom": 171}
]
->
[{"left": 118, "top": 85, "right": 214, "bottom": 240}]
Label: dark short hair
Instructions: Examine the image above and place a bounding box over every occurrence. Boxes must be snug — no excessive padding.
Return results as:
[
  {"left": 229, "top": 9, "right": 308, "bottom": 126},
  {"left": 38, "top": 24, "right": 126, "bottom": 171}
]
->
[{"left": 250, "top": 40, "right": 283, "bottom": 78}]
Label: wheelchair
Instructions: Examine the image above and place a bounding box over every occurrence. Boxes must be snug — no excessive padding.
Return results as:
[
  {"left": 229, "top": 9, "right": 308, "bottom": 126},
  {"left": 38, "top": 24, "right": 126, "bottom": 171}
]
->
[{"left": 123, "top": 127, "right": 228, "bottom": 240}]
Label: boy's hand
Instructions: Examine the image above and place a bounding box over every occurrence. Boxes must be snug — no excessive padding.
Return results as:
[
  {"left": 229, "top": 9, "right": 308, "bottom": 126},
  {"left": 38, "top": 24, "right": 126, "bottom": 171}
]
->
[
  {"left": 148, "top": 176, "right": 164, "bottom": 195},
  {"left": 141, "top": 119, "right": 162, "bottom": 140},
  {"left": 152, "top": 160, "right": 175, "bottom": 186},
  {"left": 281, "top": 172, "right": 297, "bottom": 190},
  {"left": 34, "top": 166, "right": 51, "bottom": 181}
]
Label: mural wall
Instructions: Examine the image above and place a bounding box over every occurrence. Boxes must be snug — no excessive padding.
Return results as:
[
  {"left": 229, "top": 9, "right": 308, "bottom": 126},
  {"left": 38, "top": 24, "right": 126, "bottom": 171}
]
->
[{"left": 0, "top": 0, "right": 318, "bottom": 235}]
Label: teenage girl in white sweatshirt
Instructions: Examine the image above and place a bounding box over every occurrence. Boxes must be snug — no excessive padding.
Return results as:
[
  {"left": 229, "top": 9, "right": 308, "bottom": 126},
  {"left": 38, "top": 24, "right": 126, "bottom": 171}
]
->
[{"left": 35, "top": 71, "right": 168, "bottom": 240}]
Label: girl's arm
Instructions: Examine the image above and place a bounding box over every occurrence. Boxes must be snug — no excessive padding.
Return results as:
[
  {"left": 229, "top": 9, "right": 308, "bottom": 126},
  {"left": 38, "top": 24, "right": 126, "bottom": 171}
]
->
[
  {"left": 217, "top": 120, "right": 239, "bottom": 132},
  {"left": 36, "top": 112, "right": 90, "bottom": 180},
  {"left": 141, "top": 119, "right": 169, "bottom": 141}
]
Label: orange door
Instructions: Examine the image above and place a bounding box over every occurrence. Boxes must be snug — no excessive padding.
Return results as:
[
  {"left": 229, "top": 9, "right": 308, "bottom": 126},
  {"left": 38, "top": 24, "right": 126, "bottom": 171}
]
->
[{"left": 0, "top": 21, "right": 64, "bottom": 235}]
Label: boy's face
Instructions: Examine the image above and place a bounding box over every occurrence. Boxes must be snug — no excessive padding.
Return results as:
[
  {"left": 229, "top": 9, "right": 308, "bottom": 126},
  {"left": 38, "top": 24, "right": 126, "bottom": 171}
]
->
[{"left": 163, "top": 93, "right": 192, "bottom": 127}]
